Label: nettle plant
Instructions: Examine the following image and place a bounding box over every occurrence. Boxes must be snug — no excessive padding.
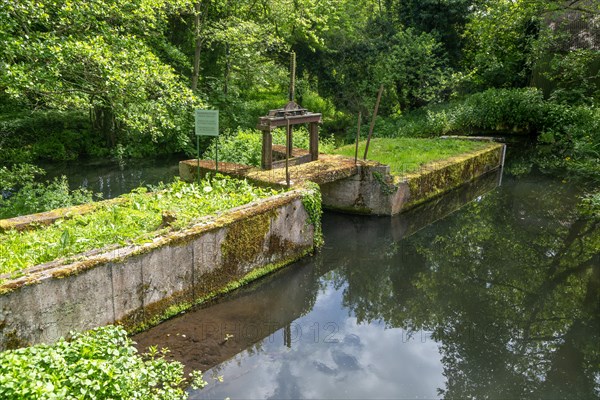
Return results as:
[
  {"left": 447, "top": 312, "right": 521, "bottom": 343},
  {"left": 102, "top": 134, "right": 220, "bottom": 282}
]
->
[{"left": 0, "top": 325, "right": 206, "bottom": 399}]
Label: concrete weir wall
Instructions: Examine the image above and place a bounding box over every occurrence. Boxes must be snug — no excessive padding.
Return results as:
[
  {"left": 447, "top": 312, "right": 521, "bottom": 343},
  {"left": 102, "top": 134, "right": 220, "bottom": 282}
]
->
[
  {"left": 0, "top": 190, "right": 315, "bottom": 350},
  {"left": 321, "top": 143, "right": 505, "bottom": 215}
]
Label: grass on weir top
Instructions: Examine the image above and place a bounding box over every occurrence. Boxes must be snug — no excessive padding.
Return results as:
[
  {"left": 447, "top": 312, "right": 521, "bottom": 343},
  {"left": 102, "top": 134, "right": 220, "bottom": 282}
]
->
[
  {"left": 0, "top": 176, "right": 280, "bottom": 275},
  {"left": 332, "top": 137, "right": 490, "bottom": 175}
]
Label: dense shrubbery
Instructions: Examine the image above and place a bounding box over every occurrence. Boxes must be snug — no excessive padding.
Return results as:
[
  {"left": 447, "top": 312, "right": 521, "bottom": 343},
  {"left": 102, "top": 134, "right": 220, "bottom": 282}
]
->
[
  {"left": 203, "top": 128, "right": 335, "bottom": 167},
  {"left": 0, "top": 164, "right": 98, "bottom": 219},
  {"left": 0, "top": 325, "right": 204, "bottom": 399},
  {"left": 365, "top": 88, "right": 600, "bottom": 181}
]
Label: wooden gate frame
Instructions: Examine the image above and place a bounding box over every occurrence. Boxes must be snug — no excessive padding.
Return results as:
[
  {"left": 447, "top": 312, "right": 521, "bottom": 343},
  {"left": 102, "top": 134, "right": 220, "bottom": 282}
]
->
[{"left": 257, "top": 112, "right": 322, "bottom": 170}]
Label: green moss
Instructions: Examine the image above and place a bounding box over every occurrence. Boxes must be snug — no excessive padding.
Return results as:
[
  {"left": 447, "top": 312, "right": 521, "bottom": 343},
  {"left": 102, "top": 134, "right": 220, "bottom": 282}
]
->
[
  {"left": 404, "top": 146, "right": 503, "bottom": 209},
  {"left": 126, "top": 249, "right": 312, "bottom": 335},
  {"left": 2, "top": 329, "right": 30, "bottom": 350},
  {"left": 221, "top": 211, "right": 273, "bottom": 269},
  {"left": 372, "top": 171, "right": 398, "bottom": 195}
]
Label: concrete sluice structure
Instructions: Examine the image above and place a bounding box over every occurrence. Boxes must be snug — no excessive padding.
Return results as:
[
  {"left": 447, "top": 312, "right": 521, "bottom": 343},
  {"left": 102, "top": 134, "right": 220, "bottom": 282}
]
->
[
  {"left": 180, "top": 142, "right": 505, "bottom": 215},
  {"left": 0, "top": 188, "right": 318, "bottom": 350},
  {"left": 0, "top": 141, "right": 504, "bottom": 350}
]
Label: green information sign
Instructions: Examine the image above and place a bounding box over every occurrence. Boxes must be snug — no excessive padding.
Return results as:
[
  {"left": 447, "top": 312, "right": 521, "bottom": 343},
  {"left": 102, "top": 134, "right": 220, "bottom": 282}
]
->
[{"left": 195, "top": 109, "right": 219, "bottom": 136}]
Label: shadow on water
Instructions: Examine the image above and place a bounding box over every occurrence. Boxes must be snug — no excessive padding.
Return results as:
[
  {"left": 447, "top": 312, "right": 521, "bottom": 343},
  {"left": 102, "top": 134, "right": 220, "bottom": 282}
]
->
[{"left": 133, "top": 162, "right": 599, "bottom": 399}]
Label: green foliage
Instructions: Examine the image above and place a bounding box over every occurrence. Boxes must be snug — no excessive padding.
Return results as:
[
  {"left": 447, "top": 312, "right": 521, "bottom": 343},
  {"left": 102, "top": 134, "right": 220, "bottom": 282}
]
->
[
  {"left": 373, "top": 29, "right": 450, "bottom": 111},
  {"left": 450, "top": 88, "right": 545, "bottom": 133},
  {"left": 0, "top": 176, "right": 279, "bottom": 274},
  {"left": 0, "top": 177, "right": 98, "bottom": 220},
  {"left": 463, "top": 0, "right": 538, "bottom": 89},
  {"left": 544, "top": 50, "right": 600, "bottom": 106},
  {"left": 203, "top": 128, "right": 334, "bottom": 167},
  {"left": 463, "top": 0, "right": 600, "bottom": 100},
  {"left": 316, "top": 21, "right": 452, "bottom": 116},
  {"left": 579, "top": 191, "right": 600, "bottom": 219},
  {"left": 203, "top": 129, "right": 263, "bottom": 167},
  {"left": 0, "top": 325, "right": 203, "bottom": 399},
  {"left": 0, "top": 111, "right": 103, "bottom": 162},
  {"left": 0, "top": 164, "right": 98, "bottom": 220},
  {"left": 0, "top": 164, "right": 44, "bottom": 190},
  {"left": 387, "top": 0, "right": 477, "bottom": 64},
  {"left": 301, "top": 182, "right": 324, "bottom": 247},
  {"left": 0, "top": 0, "right": 200, "bottom": 154}
]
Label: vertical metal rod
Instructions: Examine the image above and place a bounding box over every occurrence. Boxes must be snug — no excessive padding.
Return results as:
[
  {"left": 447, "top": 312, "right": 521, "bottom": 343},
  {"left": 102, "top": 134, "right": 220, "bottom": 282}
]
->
[
  {"left": 289, "top": 52, "right": 296, "bottom": 102},
  {"left": 215, "top": 139, "right": 219, "bottom": 174},
  {"left": 285, "top": 118, "right": 291, "bottom": 188},
  {"left": 364, "top": 85, "right": 384, "bottom": 160},
  {"left": 354, "top": 112, "right": 362, "bottom": 165},
  {"left": 197, "top": 135, "right": 200, "bottom": 185}
]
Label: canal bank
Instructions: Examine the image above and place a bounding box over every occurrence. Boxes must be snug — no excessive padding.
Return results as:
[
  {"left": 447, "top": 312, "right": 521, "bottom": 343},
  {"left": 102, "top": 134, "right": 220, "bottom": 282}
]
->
[{"left": 0, "top": 187, "right": 319, "bottom": 350}]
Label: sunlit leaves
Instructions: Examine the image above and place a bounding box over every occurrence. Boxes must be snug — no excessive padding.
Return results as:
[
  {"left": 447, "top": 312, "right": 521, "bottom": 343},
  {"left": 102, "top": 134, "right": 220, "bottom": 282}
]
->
[
  {"left": 0, "top": 325, "right": 192, "bottom": 399},
  {"left": 0, "top": 0, "right": 200, "bottom": 147}
]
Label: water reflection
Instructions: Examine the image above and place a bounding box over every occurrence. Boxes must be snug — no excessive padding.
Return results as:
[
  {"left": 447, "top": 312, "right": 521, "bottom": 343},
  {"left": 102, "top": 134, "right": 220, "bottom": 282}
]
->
[
  {"left": 40, "top": 156, "right": 182, "bottom": 198},
  {"left": 330, "top": 173, "right": 600, "bottom": 399},
  {"left": 134, "top": 168, "right": 599, "bottom": 399}
]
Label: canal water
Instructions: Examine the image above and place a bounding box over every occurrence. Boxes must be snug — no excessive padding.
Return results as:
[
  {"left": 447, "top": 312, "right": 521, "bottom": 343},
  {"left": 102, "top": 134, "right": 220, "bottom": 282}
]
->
[
  {"left": 39, "top": 155, "right": 183, "bottom": 199},
  {"left": 129, "top": 154, "right": 600, "bottom": 399}
]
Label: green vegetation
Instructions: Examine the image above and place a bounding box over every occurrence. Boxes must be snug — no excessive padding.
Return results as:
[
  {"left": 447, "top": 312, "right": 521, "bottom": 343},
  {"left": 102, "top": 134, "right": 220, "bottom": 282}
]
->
[
  {"left": 203, "top": 127, "right": 335, "bottom": 167},
  {"left": 301, "top": 182, "right": 324, "bottom": 247},
  {"left": 0, "top": 176, "right": 280, "bottom": 274},
  {"left": 0, "top": 325, "right": 205, "bottom": 399},
  {"left": 0, "top": 164, "right": 99, "bottom": 219},
  {"left": 0, "top": 0, "right": 597, "bottom": 182},
  {"left": 332, "top": 138, "right": 489, "bottom": 175}
]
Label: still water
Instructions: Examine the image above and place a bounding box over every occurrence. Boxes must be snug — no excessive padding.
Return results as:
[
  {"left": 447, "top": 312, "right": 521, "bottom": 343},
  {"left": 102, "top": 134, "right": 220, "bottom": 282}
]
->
[
  {"left": 40, "top": 156, "right": 182, "bottom": 199},
  {"left": 132, "top": 161, "right": 600, "bottom": 399}
]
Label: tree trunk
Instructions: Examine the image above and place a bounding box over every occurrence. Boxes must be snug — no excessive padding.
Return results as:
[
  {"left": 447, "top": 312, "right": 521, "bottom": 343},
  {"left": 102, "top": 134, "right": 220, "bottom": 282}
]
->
[
  {"left": 191, "top": 1, "right": 203, "bottom": 91},
  {"left": 93, "top": 106, "right": 116, "bottom": 147},
  {"left": 224, "top": 42, "right": 230, "bottom": 95}
]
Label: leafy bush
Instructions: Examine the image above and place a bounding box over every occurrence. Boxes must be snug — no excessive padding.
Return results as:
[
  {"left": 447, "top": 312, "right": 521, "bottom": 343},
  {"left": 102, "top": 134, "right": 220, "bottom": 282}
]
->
[
  {"left": 579, "top": 191, "right": 600, "bottom": 219},
  {"left": 452, "top": 88, "right": 545, "bottom": 133},
  {"left": 0, "top": 177, "right": 98, "bottom": 220},
  {"left": 0, "top": 164, "right": 44, "bottom": 191},
  {"left": 203, "top": 128, "right": 335, "bottom": 167},
  {"left": 373, "top": 28, "right": 450, "bottom": 110},
  {"left": 0, "top": 325, "right": 203, "bottom": 399},
  {"left": 0, "top": 164, "right": 98, "bottom": 220},
  {"left": 203, "top": 129, "right": 263, "bottom": 167}
]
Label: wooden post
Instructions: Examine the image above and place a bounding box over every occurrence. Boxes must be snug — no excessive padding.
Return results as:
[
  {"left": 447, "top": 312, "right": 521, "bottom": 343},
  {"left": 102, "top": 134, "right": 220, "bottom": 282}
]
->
[
  {"left": 289, "top": 52, "right": 296, "bottom": 102},
  {"left": 309, "top": 122, "right": 319, "bottom": 161},
  {"left": 287, "top": 126, "right": 294, "bottom": 158},
  {"left": 364, "top": 85, "right": 384, "bottom": 160},
  {"left": 354, "top": 112, "right": 362, "bottom": 165},
  {"left": 285, "top": 118, "right": 291, "bottom": 187},
  {"left": 261, "top": 129, "right": 273, "bottom": 170}
]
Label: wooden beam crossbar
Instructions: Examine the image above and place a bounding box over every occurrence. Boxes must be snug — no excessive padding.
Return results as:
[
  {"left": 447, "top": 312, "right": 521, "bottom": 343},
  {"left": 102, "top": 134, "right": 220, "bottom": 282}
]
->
[{"left": 258, "top": 113, "right": 322, "bottom": 170}]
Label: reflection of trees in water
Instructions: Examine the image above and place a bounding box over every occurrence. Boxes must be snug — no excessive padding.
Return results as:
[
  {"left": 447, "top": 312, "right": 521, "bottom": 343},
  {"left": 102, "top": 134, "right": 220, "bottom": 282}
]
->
[{"left": 330, "top": 177, "right": 600, "bottom": 399}]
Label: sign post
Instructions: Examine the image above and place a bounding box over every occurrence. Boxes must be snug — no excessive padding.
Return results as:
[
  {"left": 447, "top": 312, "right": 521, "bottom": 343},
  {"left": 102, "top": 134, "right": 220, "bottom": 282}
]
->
[{"left": 194, "top": 109, "right": 219, "bottom": 183}]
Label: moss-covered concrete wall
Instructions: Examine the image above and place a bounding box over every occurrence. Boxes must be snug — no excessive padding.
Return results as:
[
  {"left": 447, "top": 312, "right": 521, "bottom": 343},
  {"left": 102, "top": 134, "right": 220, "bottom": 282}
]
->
[
  {"left": 321, "top": 143, "right": 505, "bottom": 215},
  {"left": 0, "top": 189, "right": 317, "bottom": 350}
]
